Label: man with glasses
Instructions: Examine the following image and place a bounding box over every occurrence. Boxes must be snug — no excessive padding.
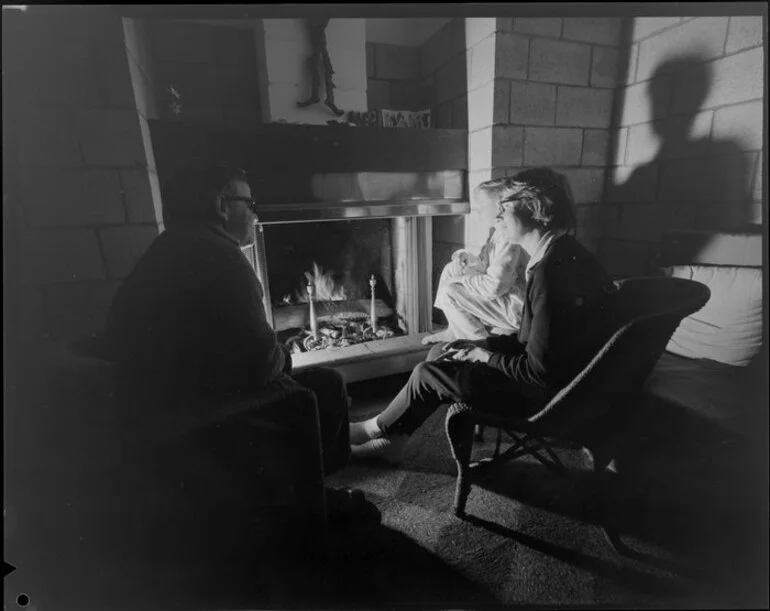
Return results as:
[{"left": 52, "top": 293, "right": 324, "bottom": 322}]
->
[{"left": 103, "top": 160, "right": 374, "bottom": 536}]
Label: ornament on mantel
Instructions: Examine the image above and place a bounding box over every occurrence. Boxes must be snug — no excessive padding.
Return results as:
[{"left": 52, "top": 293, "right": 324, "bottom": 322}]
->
[{"left": 296, "top": 18, "right": 345, "bottom": 117}]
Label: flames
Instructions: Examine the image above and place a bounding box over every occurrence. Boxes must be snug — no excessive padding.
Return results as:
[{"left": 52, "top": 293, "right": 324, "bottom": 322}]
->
[{"left": 283, "top": 262, "right": 347, "bottom": 303}]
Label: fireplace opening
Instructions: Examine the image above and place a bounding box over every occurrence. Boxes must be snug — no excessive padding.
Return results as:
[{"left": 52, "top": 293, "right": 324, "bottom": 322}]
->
[{"left": 262, "top": 219, "right": 406, "bottom": 353}]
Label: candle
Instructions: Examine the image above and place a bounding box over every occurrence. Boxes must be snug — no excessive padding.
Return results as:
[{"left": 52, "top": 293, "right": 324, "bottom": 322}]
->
[
  {"left": 307, "top": 281, "right": 318, "bottom": 340},
  {"left": 369, "top": 274, "right": 377, "bottom": 332}
]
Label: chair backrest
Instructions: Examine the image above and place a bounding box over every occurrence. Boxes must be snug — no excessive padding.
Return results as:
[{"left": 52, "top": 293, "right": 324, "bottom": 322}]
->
[{"left": 530, "top": 277, "right": 711, "bottom": 433}]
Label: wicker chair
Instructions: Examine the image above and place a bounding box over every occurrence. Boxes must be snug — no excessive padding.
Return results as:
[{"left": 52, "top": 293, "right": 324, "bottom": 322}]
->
[{"left": 445, "top": 277, "right": 711, "bottom": 554}]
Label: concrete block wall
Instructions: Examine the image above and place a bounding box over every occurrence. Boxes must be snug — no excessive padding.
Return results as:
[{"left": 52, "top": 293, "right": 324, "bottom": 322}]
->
[
  {"left": 485, "top": 18, "right": 625, "bottom": 257},
  {"left": 148, "top": 20, "right": 262, "bottom": 127},
  {"left": 256, "top": 19, "right": 367, "bottom": 124},
  {"left": 604, "top": 16, "right": 764, "bottom": 277},
  {"left": 366, "top": 42, "right": 430, "bottom": 111},
  {"left": 420, "top": 18, "right": 468, "bottom": 130},
  {"left": 419, "top": 18, "right": 469, "bottom": 298},
  {"left": 4, "top": 7, "right": 163, "bottom": 344}
]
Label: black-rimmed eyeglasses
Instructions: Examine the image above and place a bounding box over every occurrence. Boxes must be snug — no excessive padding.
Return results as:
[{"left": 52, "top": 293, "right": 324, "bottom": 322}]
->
[{"left": 225, "top": 196, "right": 258, "bottom": 214}]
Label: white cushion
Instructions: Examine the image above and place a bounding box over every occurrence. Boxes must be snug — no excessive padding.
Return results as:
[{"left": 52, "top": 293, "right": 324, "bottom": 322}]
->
[{"left": 663, "top": 265, "right": 763, "bottom": 366}]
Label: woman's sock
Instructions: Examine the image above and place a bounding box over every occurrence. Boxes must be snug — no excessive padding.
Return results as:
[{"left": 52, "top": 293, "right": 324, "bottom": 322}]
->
[
  {"left": 349, "top": 416, "right": 383, "bottom": 446},
  {"left": 350, "top": 436, "right": 409, "bottom": 465}
]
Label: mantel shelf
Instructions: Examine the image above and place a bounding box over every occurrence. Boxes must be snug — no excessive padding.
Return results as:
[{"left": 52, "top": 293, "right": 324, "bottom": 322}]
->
[{"left": 256, "top": 198, "right": 470, "bottom": 224}]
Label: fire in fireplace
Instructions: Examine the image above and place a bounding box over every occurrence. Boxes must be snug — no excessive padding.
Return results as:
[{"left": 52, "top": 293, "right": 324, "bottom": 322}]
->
[{"left": 261, "top": 219, "right": 405, "bottom": 354}]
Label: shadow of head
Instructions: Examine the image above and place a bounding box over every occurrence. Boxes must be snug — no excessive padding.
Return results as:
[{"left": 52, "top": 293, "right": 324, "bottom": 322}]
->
[{"left": 647, "top": 53, "right": 712, "bottom": 140}]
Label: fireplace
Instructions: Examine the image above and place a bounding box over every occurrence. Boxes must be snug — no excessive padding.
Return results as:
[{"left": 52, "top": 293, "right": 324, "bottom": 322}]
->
[
  {"left": 244, "top": 185, "right": 462, "bottom": 377},
  {"left": 148, "top": 120, "right": 470, "bottom": 381}
]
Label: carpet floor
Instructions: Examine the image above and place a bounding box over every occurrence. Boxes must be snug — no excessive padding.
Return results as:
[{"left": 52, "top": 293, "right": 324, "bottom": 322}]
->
[{"left": 314, "top": 373, "right": 769, "bottom": 609}]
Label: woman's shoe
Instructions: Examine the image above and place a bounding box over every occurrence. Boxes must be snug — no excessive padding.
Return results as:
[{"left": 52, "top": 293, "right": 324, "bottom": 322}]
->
[{"left": 351, "top": 436, "right": 409, "bottom": 465}]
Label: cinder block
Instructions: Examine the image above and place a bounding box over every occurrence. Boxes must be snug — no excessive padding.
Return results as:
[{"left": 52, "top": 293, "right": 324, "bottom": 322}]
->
[
  {"left": 435, "top": 102, "right": 452, "bottom": 128},
  {"left": 696, "top": 200, "right": 751, "bottom": 232},
  {"left": 619, "top": 78, "right": 670, "bottom": 127},
  {"left": 658, "top": 111, "right": 713, "bottom": 160},
  {"left": 263, "top": 39, "right": 311, "bottom": 86},
  {"left": 331, "top": 88, "right": 367, "bottom": 113},
  {"left": 433, "top": 215, "right": 466, "bottom": 244},
  {"left": 725, "top": 16, "right": 764, "bottom": 54},
  {"left": 631, "top": 17, "right": 682, "bottom": 42},
  {"left": 76, "top": 109, "right": 147, "bottom": 167},
  {"left": 17, "top": 107, "right": 82, "bottom": 167},
  {"left": 582, "top": 129, "right": 610, "bottom": 166},
  {"left": 325, "top": 19, "right": 366, "bottom": 48},
  {"left": 468, "top": 35, "right": 496, "bottom": 90},
  {"left": 328, "top": 45, "right": 367, "bottom": 92},
  {"left": 753, "top": 151, "right": 763, "bottom": 202},
  {"left": 591, "top": 46, "right": 620, "bottom": 88},
  {"left": 469, "top": 127, "right": 493, "bottom": 171},
  {"left": 374, "top": 43, "right": 420, "bottom": 80},
  {"left": 125, "top": 45, "right": 159, "bottom": 119},
  {"left": 366, "top": 42, "right": 375, "bottom": 76},
  {"left": 675, "top": 47, "right": 763, "bottom": 113},
  {"left": 121, "top": 169, "right": 164, "bottom": 224},
  {"left": 420, "top": 24, "right": 450, "bottom": 78},
  {"left": 216, "top": 65, "right": 260, "bottom": 111},
  {"left": 529, "top": 39, "right": 591, "bottom": 86},
  {"left": 523, "top": 127, "right": 582, "bottom": 166},
  {"left": 604, "top": 162, "right": 658, "bottom": 204},
  {"left": 616, "top": 203, "right": 663, "bottom": 241},
  {"left": 513, "top": 18, "right": 562, "bottom": 38},
  {"left": 150, "top": 20, "right": 215, "bottom": 63},
  {"left": 452, "top": 95, "right": 468, "bottom": 129},
  {"left": 625, "top": 121, "right": 660, "bottom": 166},
  {"left": 636, "top": 18, "right": 728, "bottom": 82},
  {"left": 612, "top": 127, "right": 628, "bottom": 166},
  {"left": 492, "top": 126, "right": 524, "bottom": 167},
  {"left": 367, "top": 79, "right": 390, "bottom": 110},
  {"left": 575, "top": 203, "right": 605, "bottom": 236},
  {"left": 656, "top": 154, "right": 750, "bottom": 206},
  {"left": 437, "top": 54, "right": 467, "bottom": 104},
  {"left": 466, "top": 18, "right": 497, "bottom": 48},
  {"left": 467, "top": 79, "right": 509, "bottom": 131},
  {"left": 560, "top": 168, "right": 605, "bottom": 204},
  {"left": 601, "top": 239, "right": 651, "bottom": 277},
  {"left": 495, "top": 33, "right": 529, "bottom": 80},
  {"left": 20, "top": 228, "right": 106, "bottom": 285},
  {"left": 93, "top": 41, "right": 136, "bottom": 109},
  {"left": 212, "top": 27, "right": 257, "bottom": 66},
  {"left": 556, "top": 86, "right": 613, "bottom": 128},
  {"left": 625, "top": 43, "right": 639, "bottom": 85},
  {"left": 562, "top": 18, "right": 622, "bottom": 46},
  {"left": 712, "top": 100, "right": 764, "bottom": 151},
  {"left": 509, "top": 81, "right": 556, "bottom": 126},
  {"left": 99, "top": 225, "right": 159, "bottom": 279}
]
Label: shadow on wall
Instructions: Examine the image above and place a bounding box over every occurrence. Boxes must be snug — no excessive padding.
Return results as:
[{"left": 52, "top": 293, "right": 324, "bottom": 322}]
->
[{"left": 605, "top": 53, "right": 756, "bottom": 275}]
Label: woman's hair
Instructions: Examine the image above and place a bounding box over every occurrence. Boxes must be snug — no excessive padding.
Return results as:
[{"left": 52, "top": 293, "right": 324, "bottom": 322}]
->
[
  {"left": 162, "top": 159, "right": 249, "bottom": 226},
  {"left": 475, "top": 167, "right": 576, "bottom": 233}
]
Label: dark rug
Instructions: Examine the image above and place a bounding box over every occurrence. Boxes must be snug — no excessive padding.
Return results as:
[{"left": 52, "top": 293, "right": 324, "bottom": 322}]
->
[{"left": 321, "top": 397, "right": 769, "bottom": 609}]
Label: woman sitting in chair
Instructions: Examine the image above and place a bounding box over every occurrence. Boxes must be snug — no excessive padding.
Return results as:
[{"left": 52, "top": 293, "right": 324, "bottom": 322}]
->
[
  {"left": 423, "top": 168, "right": 573, "bottom": 345},
  {"left": 351, "top": 170, "right": 616, "bottom": 463}
]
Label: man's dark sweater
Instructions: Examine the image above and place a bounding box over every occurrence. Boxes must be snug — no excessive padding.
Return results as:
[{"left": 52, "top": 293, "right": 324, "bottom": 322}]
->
[
  {"left": 103, "top": 223, "right": 286, "bottom": 408},
  {"left": 485, "top": 233, "right": 615, "bottom": 397}
]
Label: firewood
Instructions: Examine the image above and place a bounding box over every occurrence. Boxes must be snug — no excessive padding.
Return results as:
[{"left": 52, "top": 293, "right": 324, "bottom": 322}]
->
[{"left": 272, "top": 298, "right": 393, "bottom": 332}]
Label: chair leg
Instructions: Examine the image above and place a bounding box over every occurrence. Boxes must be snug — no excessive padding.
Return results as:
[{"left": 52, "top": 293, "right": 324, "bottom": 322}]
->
[
  {"left": 588, "top": 444, "right": 635, "bottom": 556},
  {"left": 446, "top": 405, "right": 477, "bottom": 518}
]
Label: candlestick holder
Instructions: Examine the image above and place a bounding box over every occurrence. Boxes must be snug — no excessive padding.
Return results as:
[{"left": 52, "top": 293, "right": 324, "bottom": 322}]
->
[
  {"left": 369, "top": 274, "right": 377, "bottom": 333},
  {"left": 307, "top": 281, "right": 319, "bottom": 340}
]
